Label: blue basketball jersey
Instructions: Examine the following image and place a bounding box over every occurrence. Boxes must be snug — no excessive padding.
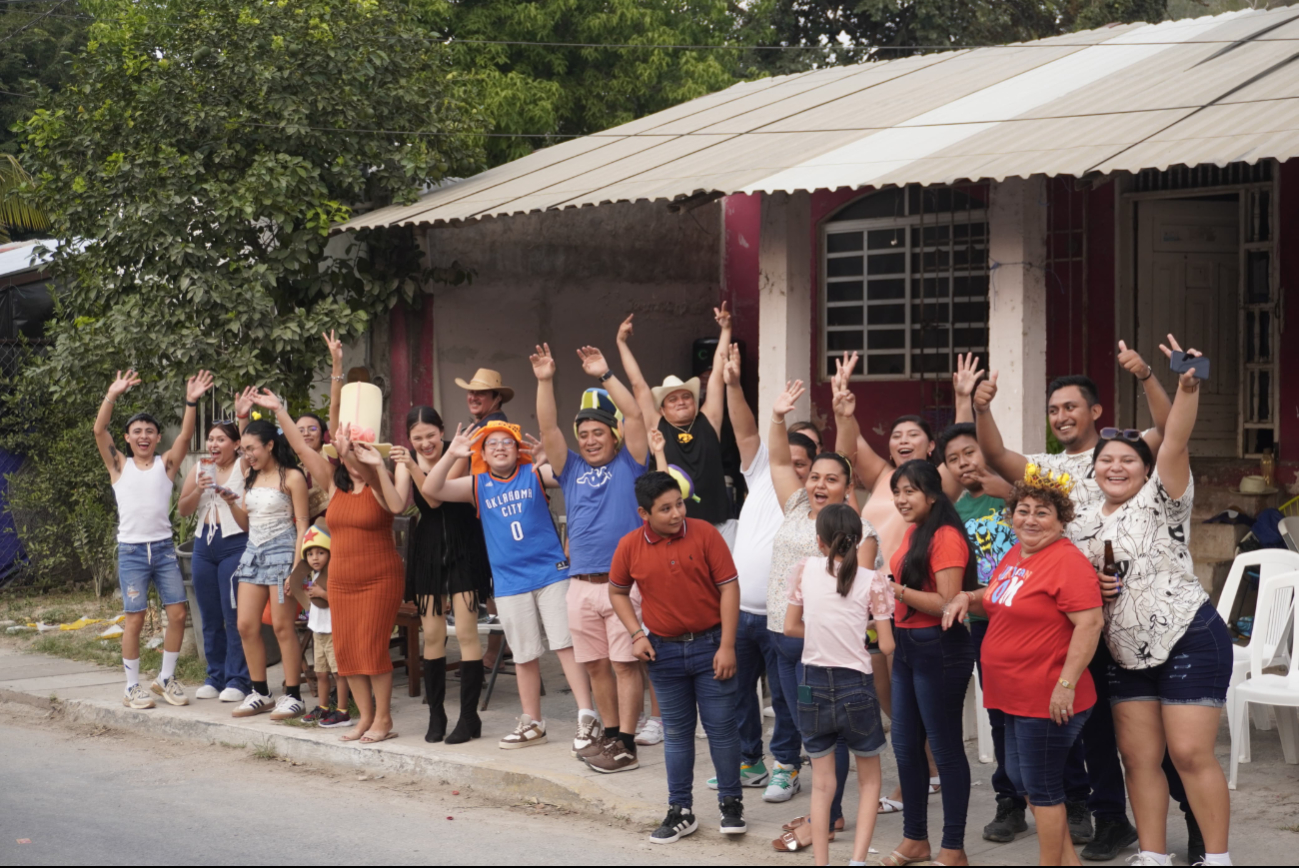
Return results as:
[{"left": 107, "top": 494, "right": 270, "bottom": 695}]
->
[{"left": 473, "top": 467, "right": 569, "bottom": 597}]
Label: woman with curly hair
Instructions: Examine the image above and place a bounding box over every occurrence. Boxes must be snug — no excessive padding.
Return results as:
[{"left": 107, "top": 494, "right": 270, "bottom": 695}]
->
[{"left": 943, "top": 470, "right": 1104, "bottom": 866}]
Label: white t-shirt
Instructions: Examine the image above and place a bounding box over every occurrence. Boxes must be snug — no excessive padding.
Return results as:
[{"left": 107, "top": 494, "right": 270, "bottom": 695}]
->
[
  {"left": 788, "top": 556, "right": 894, "bottom": 675},
  {"left": 732, "top": 443, "right": 785, "bottom": 616},
  {"left": 1028, "top": 450, "right": 1100, "bottom": 514},
  {"left": 306, "top": 571, "right": 331, "bottom": 633}
]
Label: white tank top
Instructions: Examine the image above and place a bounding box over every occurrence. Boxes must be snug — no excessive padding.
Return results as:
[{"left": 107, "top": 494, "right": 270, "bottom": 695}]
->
[
  {"left": 197, "top": 461, "right": 247, "bottom": 543},
  {"left": 113, "top": 457, "right": 176, "bottom": 544}
]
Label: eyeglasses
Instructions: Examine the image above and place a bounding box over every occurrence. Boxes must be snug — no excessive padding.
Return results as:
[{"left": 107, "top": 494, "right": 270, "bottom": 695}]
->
[
  {"left": 1100, "top": 427, "right": 1142, "bottom": 442},
  {"left": 484, "top": 438, "right": 516, "bottom": 449}
]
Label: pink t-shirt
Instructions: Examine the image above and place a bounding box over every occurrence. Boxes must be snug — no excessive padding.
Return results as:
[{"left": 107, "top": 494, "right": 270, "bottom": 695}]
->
[{"left": 788, "top": 557, "right": 895, "bottom": 675}]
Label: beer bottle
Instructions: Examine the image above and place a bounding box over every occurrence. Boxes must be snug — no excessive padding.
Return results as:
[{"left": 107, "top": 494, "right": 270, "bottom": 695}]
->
[{"left": 1102, "top": 540, "right": 1121, "bottom": 595}]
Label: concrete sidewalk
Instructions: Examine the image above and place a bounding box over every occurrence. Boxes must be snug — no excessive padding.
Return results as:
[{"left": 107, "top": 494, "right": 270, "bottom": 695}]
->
[{"left": 2, "top": 643, "right": 1296, "bottom": 864}]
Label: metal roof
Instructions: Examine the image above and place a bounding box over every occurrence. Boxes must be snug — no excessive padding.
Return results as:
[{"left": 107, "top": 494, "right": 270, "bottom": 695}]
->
[{"left": 342, "top": 7, "right": 1299, "bottom": 231}]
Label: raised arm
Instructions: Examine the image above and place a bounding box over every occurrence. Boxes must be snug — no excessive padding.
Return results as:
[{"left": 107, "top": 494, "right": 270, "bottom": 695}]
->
[
  {"left": 95, "top": 370, "right": 137, "bottom": 480},
  {"left": 164, "top": 370, "right": 213, "bottom": 479},
  {"left": 973, "top": 371, "right": 1028, "bottom": 483},
  {"left": 832, "top": 353, "right": 891, "bottom": 489},
  {"left": 615, "top": 314, "right": 660, "bottom": 430},
  {"left": 531, "top": 343, "right": 569, "bottom": 478},
  {"left": 647, "top": 428, "right": 669, "bottom": 472},
  {"left": 421, "top": 424, "right": 477, "bottom": 505},
  {"left": 722, "top": 343, "right": 760, "bottom": 471},
  {"left": 234, "top": 386, "right": 256, "bottom": 434},
  {"left": 951, "top": 352, "right": 984, "bottom": 425},
  {"left": 350, "top": 442, "right": 406, "bottom": 514},
  {"left": 1117, "top": 339, "right": 1173, "bottom": 457},
  {"left": 390, "top": 446, "right": 432, "bottom": 507},
  {"left": 769, "top": 380, "right": 806, "bottom": 508},
  {"left": 1154, "top": 335, "right": 1201, "bottom": 500},
  {"left": 577, "top": 345, "right": 648, "bottom": 465},
  {"left": 699, "top": 301, "right": 731, "bottom": 437},
  {"left": 251, "top": 389, "right": 334, "bottom": 491},
  {"left": 324, "top": 330, "right": 344, "bottom": 440}
]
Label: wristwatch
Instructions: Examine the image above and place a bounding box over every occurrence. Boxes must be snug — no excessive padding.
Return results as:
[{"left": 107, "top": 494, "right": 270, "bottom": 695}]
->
[
  {"left": 1057, "top": 677, "right": 1075, "bottom": 690},
  {"left": 599, "top": 370, "right": 615, "bottom": 383}
]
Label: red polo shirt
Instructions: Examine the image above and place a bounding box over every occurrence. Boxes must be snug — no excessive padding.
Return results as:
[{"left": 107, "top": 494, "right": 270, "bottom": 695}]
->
[{"left": 609, "top": 518, "right": 738, "bottom": 637}]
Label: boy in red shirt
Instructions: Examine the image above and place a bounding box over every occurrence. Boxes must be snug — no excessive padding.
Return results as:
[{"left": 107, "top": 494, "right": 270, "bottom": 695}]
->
[{"left": 609, "top": 471, "right": 743, "bottom": 845}]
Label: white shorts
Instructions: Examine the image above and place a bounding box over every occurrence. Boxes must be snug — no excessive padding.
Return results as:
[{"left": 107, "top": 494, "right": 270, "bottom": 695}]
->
[{"left": 495, "top": 580, "right": 572, "bottom": 665}]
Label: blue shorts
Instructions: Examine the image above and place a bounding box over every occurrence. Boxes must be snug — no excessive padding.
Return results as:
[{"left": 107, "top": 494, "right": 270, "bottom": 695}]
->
[
  {"left": 232, "top": 530, "right": 297, "bottom": 604},
  {"left": 117, "top": 539, "right": 187, "bottom": 613},
  {"left": 798, "top": 665, "right": 887, "bottom": 759},
  {"left": 1003, "top": 708, "right": 1091, "bottom": 807},
  {"left": 1108, "top": 602, "right": 1232, "bottom": 708}
]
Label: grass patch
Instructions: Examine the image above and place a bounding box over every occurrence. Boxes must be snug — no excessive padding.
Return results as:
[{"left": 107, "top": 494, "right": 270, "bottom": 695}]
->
[
  {"left": 251, "top": 738, "right": 278, "bottom": 760},
  {"left": 218, "top": 741, "right": 246, "bottom": 750},
  {"left": 1283, "top": 824, "right": 1299, "bottom": 833}
]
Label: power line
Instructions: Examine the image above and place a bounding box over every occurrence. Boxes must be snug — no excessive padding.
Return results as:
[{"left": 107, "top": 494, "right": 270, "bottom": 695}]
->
[{"left": 0, "top": 0, "right": 71, "bottom": 47}]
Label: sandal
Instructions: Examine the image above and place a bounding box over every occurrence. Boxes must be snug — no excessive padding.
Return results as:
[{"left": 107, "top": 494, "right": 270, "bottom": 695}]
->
[
  {"left": 879, "top": 850, "right": 931, "bottom": 867},
  {"left": 928, "top": 775, "right": 941, "bottom": 794},
  {"left": 781, "top": 815, "right": 846, "bottom": 833},
  {"left": 771, "top": 826, "right": 834, "bottom": 852},
  {"left": 878, "top": 797, "right": 903, "bottom": 814},
  {"left": 359, "top": 729, "right": 399, "bottom": 744}
]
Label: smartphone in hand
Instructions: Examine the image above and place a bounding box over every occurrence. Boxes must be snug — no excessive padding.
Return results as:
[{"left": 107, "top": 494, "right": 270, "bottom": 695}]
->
[{"left": 1168, "top": 350, "right": 1210, "bottom": 381}]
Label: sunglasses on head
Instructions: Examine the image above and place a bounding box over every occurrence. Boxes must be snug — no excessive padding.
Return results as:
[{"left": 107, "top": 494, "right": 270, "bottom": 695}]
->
[{"left": 1100, "top": 427, "right": 1142, "bottom": 443}]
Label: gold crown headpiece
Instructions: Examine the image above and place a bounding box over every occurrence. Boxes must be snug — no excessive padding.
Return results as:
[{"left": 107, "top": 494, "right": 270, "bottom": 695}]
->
[{"left": 1023, "top": 463, "right": 1075, "bottom": 496}]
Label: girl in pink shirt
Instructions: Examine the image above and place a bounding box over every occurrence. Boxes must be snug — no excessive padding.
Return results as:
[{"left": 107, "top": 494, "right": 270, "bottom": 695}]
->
[{"left": 784, "top": 504, "right": 895, "bottom": 866}]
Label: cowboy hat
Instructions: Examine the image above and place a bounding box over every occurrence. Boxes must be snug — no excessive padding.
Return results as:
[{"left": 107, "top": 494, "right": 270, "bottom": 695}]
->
[
  {"left": 322, "top": 382, "right": 392, "bottom": 459},
  {"left": 650, "top": 375, "right": 700, "bottom": 411},
  {"left": 455, "top": 368, "right": 514, "bottom": 404}
]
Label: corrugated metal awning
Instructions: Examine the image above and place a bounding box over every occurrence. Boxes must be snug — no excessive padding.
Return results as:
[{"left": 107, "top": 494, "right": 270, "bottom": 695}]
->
[{"left": 342, "top": 7, "right": 1299, "bottom": 231}]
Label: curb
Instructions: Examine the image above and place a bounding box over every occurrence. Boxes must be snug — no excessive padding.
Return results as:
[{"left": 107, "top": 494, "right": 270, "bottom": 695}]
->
[{"left": 0, "top": 687, "right": 660, "bottom": 826}]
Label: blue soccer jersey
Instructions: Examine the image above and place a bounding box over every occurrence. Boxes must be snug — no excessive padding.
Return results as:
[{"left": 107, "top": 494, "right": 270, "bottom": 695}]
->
[{"left": 473, "top": 466, "right": 569, "bottom": 597}]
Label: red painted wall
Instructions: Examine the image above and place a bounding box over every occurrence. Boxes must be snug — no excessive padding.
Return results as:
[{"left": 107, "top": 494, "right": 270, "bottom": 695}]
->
[{"left": 723, "top": 193, "right": 761, "bottom": 405}]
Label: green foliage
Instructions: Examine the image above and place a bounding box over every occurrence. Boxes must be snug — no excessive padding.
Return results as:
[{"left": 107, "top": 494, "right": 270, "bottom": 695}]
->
[
  {"left": 417, "top": 0, "right": 766, "bottom": 166},
  {"left": 0, "top": 2, "right": 90, "bottom": 157},
  {"left": 0, "top": 154, "right": 50, "bottom": 243},
  {"left": 19, "top": 0, "right": 483, "bottom": 414}
]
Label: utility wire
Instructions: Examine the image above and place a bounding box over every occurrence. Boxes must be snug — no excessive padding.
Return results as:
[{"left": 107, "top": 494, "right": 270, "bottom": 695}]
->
[{"left": 0, "top": 0, "right": 70, "bottom": 45}]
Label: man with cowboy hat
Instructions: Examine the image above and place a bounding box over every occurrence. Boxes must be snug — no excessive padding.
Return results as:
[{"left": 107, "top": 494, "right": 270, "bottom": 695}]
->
[
  {"left": 531, "top": 340, "right": 651, "bottom": 773},
  {"left": 617, "top": 303, "right": 737, "bottom": 547},
  {"left": 456, "top": 368, "right": 514, "bottom": 424}
]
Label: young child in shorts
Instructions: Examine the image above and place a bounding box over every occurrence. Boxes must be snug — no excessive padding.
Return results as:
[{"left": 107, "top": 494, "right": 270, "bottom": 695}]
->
[{"left": 298, "top": 527, "right": 352, "bottom": 728}]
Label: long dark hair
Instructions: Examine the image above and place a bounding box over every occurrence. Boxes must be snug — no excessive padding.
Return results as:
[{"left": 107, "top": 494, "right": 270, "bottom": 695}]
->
[
  {"left": 890, "top": 459, "right": 978, "bottom": 620},
  {"left": 816, "top": 503, "right": 862, "bottom": 597},
  {"left": 810, "top": 451, "right": 852, "bottom": 479},
  {"left": 207, "top": 420, "right": 241, "bottom": 445},
  {"left": 243, "top": 420, "right": 301, "bottom": 491},
  {"left": 406, "top": 404, "right": 444, "bottom": 435},
  {"left": 1091, "top": 436, "right": 1154, "bottom": 478},
  {"left": 297, "top": 411, "right": 328, "bottom": 445}
]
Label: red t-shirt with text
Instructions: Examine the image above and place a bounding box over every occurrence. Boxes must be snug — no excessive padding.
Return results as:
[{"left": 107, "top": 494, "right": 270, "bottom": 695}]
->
[
  {"left": 889, "top": 524, "right": 970, "bottom": 629},
  {"left": 981, "top": 538, "right": 1102, "bottom": 718}
]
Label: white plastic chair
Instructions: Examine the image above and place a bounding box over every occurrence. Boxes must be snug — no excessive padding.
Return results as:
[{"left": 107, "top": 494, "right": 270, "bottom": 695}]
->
[
  {"left": 1229, "top": 570, "right": 1299, "bottom": 790},
  {"left": 1280, "top": 516, "right": 1299, "bottom": 554},
  {"left": 1215, "top": 548, "right": 1299, "bottom": 760},
  {"left": 973, "top": 668, "right": 993, "bottom": 764}
]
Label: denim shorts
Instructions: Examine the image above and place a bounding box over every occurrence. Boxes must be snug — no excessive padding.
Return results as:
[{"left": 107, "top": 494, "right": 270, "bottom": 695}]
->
[
  {"left": 1108, "top": 602, "right": 1232, "bottom": 708},
  {"left": 798, "top": 664, "right": 887, "bottom": 759},
  {"left": 117, "top": 539, "right": 187, "bottom": 613},
  {"left": 1003, "top": 708, "right": 1091, "bottom": 807},
  {"left": 232, "top": 530, "right": 297, "bottom": 604}
]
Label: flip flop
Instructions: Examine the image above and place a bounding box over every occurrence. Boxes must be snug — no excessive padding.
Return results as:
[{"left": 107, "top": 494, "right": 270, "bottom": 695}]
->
[
  {"left": 878, "top": 797, "right": 903, "bottom": 814},
  {"left": 340, "top": 729, "right": 367, "bottom": 742},
  {"left": 781, "top": 815, "right": 846, "bottom": 832},
  {"left": 359, "top": 730, "right": 399, "bottom": 744},
  {"left": 771, "top": 828, "right": 835, "bottom": 852},
  {"left": 879, "top": 850, "right": 931, "bottom": 867}
]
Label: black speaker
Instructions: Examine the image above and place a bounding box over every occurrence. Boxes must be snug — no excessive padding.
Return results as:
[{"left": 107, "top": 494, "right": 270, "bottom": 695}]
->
[{"left": 692, "top": 337, "right": 745, "bottom": 378}]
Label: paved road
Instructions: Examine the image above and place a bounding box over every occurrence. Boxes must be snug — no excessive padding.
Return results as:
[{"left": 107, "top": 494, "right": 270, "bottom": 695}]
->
[{"left": 0, "top": 705, "right": 765, "bottom": 866}]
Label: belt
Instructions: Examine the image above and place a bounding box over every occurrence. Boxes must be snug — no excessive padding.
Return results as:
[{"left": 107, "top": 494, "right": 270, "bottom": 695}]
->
[
  {"left": 654, "top": 625, "right": 721, "bottom": 643},
  {"left": 571, "top": 573, "right": 609, "bottom": 584}
]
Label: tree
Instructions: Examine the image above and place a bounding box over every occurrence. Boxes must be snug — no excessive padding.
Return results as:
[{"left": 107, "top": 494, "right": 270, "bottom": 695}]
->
[
  {"left": 415, "top": 0, "right": 765, "bottom": 166},
  {"left": 18, "top": 0, "right": 482, "bottom": 413},
  {"left": 0, "top": 1, "right": 90, "bottom": 156},
  {"left": 0, "top": 154, "right": 49, "bottom": 242}
]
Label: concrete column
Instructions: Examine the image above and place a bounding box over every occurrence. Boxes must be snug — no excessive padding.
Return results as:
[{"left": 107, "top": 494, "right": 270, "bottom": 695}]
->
[
  {"left": 757, "top": 191, "right": 813, "bottom": 423},
  {"left": 987, "top": 176, "right": 1048, "bottom": 454}
]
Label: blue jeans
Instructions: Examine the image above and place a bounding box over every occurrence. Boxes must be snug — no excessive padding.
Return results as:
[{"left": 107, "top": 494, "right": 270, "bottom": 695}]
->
[
  {"left": 117, "top": 539, "right": 186, "bottom": 613},
  {"left": 970, "top": 620, "right": 1089, "bottom": 810},
  {"left": 800, "top": 665, "right": 886, "bottom": 758},
  {"left": 772, "top": 630, "right": 851, "bottom": 828},
  {"left": 647, "top": 627, "right": 741, "bottom": 809},
  {"left": 735, "top": 611, "right": 800, "bottom": 766},
  {"left": 892, "top": 623, "right": 974, "bottom": 851},
  {"left": 192, "top": 527, "right": 250, "bottom": 693},
  {"left": 1004, "top": 709, "right": 1092, "bottom": 806}
]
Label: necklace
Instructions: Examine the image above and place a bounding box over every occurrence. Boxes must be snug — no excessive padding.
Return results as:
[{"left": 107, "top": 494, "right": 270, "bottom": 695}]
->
[{"left": 666, "top": 415, "right": 697, "bottom": 445}]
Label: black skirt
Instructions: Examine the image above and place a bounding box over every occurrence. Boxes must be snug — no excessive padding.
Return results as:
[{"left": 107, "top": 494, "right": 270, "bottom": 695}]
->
[{"left": 404, "top": 494, "right": 493, "bottom": 616}]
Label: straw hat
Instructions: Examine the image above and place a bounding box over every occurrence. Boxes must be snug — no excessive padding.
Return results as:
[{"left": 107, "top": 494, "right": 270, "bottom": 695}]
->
[
  {"left": 322, "top": 382, "right": 391, "bottom": 459},
  {"left": 455, "top": 368, "right": 514, "bottom": 404},
  {"left": 651, "top": 375, "right": 700, "bottom": 410},
  {"left": 1234, "top": 475, "right": 1279, "bottom": 495}
]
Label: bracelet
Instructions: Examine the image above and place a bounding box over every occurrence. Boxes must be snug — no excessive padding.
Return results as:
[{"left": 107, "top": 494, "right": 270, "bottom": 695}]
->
[
  {"left": 1137, "top": 366, "right": 1153, "bottom": 381},
  {"left": 630, "top": 628, "right": 646, "bottom": 641},
  {"left": 185, "top": 400, "right": 197, "bottom": 407},
  {"left": 236, "top": 413, "right": 249, "bottom": 420},
  {"left": 1057, "top": 677, "right": 1075, "bottom": 690},
  {"left": 331, "top": 375, "right": 345, "bottom": 382},
  {"left": 599, "top": 370, "right": 615, "bottom": 382},
  {"left": 897, "top": 585, "right": 907, "bottom": 600},
  {"left": 772, "top": 414, "right": 786, "bottom": 425}
]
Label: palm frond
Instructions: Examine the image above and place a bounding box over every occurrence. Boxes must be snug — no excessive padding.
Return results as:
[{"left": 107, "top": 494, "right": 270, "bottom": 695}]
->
[{"left": 0, "top": 154, "right": 51, "bottom": 240}]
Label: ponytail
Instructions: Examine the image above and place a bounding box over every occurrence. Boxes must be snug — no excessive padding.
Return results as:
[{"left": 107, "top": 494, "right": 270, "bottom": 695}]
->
[{"left": 816, "top": 503, "right": 863, "bottom": 597}]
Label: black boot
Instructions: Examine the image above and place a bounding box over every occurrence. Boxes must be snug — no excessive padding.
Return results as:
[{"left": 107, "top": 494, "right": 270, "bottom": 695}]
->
[
  {"left": 1185, "top": 811, "right": 1205, "bottom": 866},
  {"left": 1067, "top": 800, "right": 1094, "bottom": 844},
  {"left": 445, "top": 659, "right": 483, "bottom": 744},
  {"left": 983, "top": 797, "right": 1028, "bottom": 843},
  {"left": 1081, "top": 816, "right": 1138, "bottom": 861},
  {"left": 423, "top": 662, "right": 447, "bottom": 743}
]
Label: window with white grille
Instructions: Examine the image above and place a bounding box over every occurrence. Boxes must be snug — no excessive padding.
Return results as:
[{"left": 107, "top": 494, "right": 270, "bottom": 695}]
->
[{"left": 821, "top": 185, "right": 990, "bottom": 379}]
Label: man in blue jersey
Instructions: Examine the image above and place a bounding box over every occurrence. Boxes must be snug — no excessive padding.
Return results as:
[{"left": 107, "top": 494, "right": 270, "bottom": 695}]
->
[
  {"left": 531, "top": 342, "right": 650, "bottom": 773},
  {"left": 424, "top": 420, "right": 596, "bottom": 751}
]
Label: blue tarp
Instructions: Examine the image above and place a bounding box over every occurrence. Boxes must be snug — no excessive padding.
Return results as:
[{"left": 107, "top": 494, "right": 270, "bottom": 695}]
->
[{"left": 0, "top": 448, "right": 25, "bottom": 585}]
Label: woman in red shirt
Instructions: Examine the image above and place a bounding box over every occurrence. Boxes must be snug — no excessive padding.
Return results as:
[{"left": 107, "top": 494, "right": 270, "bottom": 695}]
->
[
  {"left": 943, "top": 470, "right": 1103, "bottom": 866},
  {"left": 880, "top": 460, "right": 978, "bottom": 868}
]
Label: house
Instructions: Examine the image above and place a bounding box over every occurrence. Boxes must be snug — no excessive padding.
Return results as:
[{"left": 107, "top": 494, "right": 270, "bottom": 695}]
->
[{"left": 337, "top": 7, "right": 1299, "bottom": 587}]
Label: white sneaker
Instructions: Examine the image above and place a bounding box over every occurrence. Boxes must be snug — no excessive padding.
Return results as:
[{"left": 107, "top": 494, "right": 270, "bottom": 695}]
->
[
  {"left": 269, "top": 694, "right": 306, "bottom": 721},
  {"left": 635, "top": 717, "right": 664, "bottom": 746},
  {"left": 572, "top": 710, "right": 601, "bottom": 757},
  {"left": 219, "top": 687, "right": 246, "bottom": 703},
  {"left": 1127, "top": 855, "right": 1173, "bottom": 866},
  {"left": 194, "top": 684, "right": 219, "bottom": 700},
  {"left": 122, "top": 683, "right": 155, "bottom": 710},
  {"left": 232, "top": 690, "right": 273, "bottom": 718},
  {"left": 763, "top": 762, "right": 801, "bottom": 802},
  {"left": 150, "top": 677, "right": 189, "bottom": 706}
]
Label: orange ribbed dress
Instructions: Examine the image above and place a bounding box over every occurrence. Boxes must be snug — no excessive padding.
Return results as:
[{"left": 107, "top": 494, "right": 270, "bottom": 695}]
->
[{"left": 326, "top": 487, "right": 404, "bottom": 676}]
